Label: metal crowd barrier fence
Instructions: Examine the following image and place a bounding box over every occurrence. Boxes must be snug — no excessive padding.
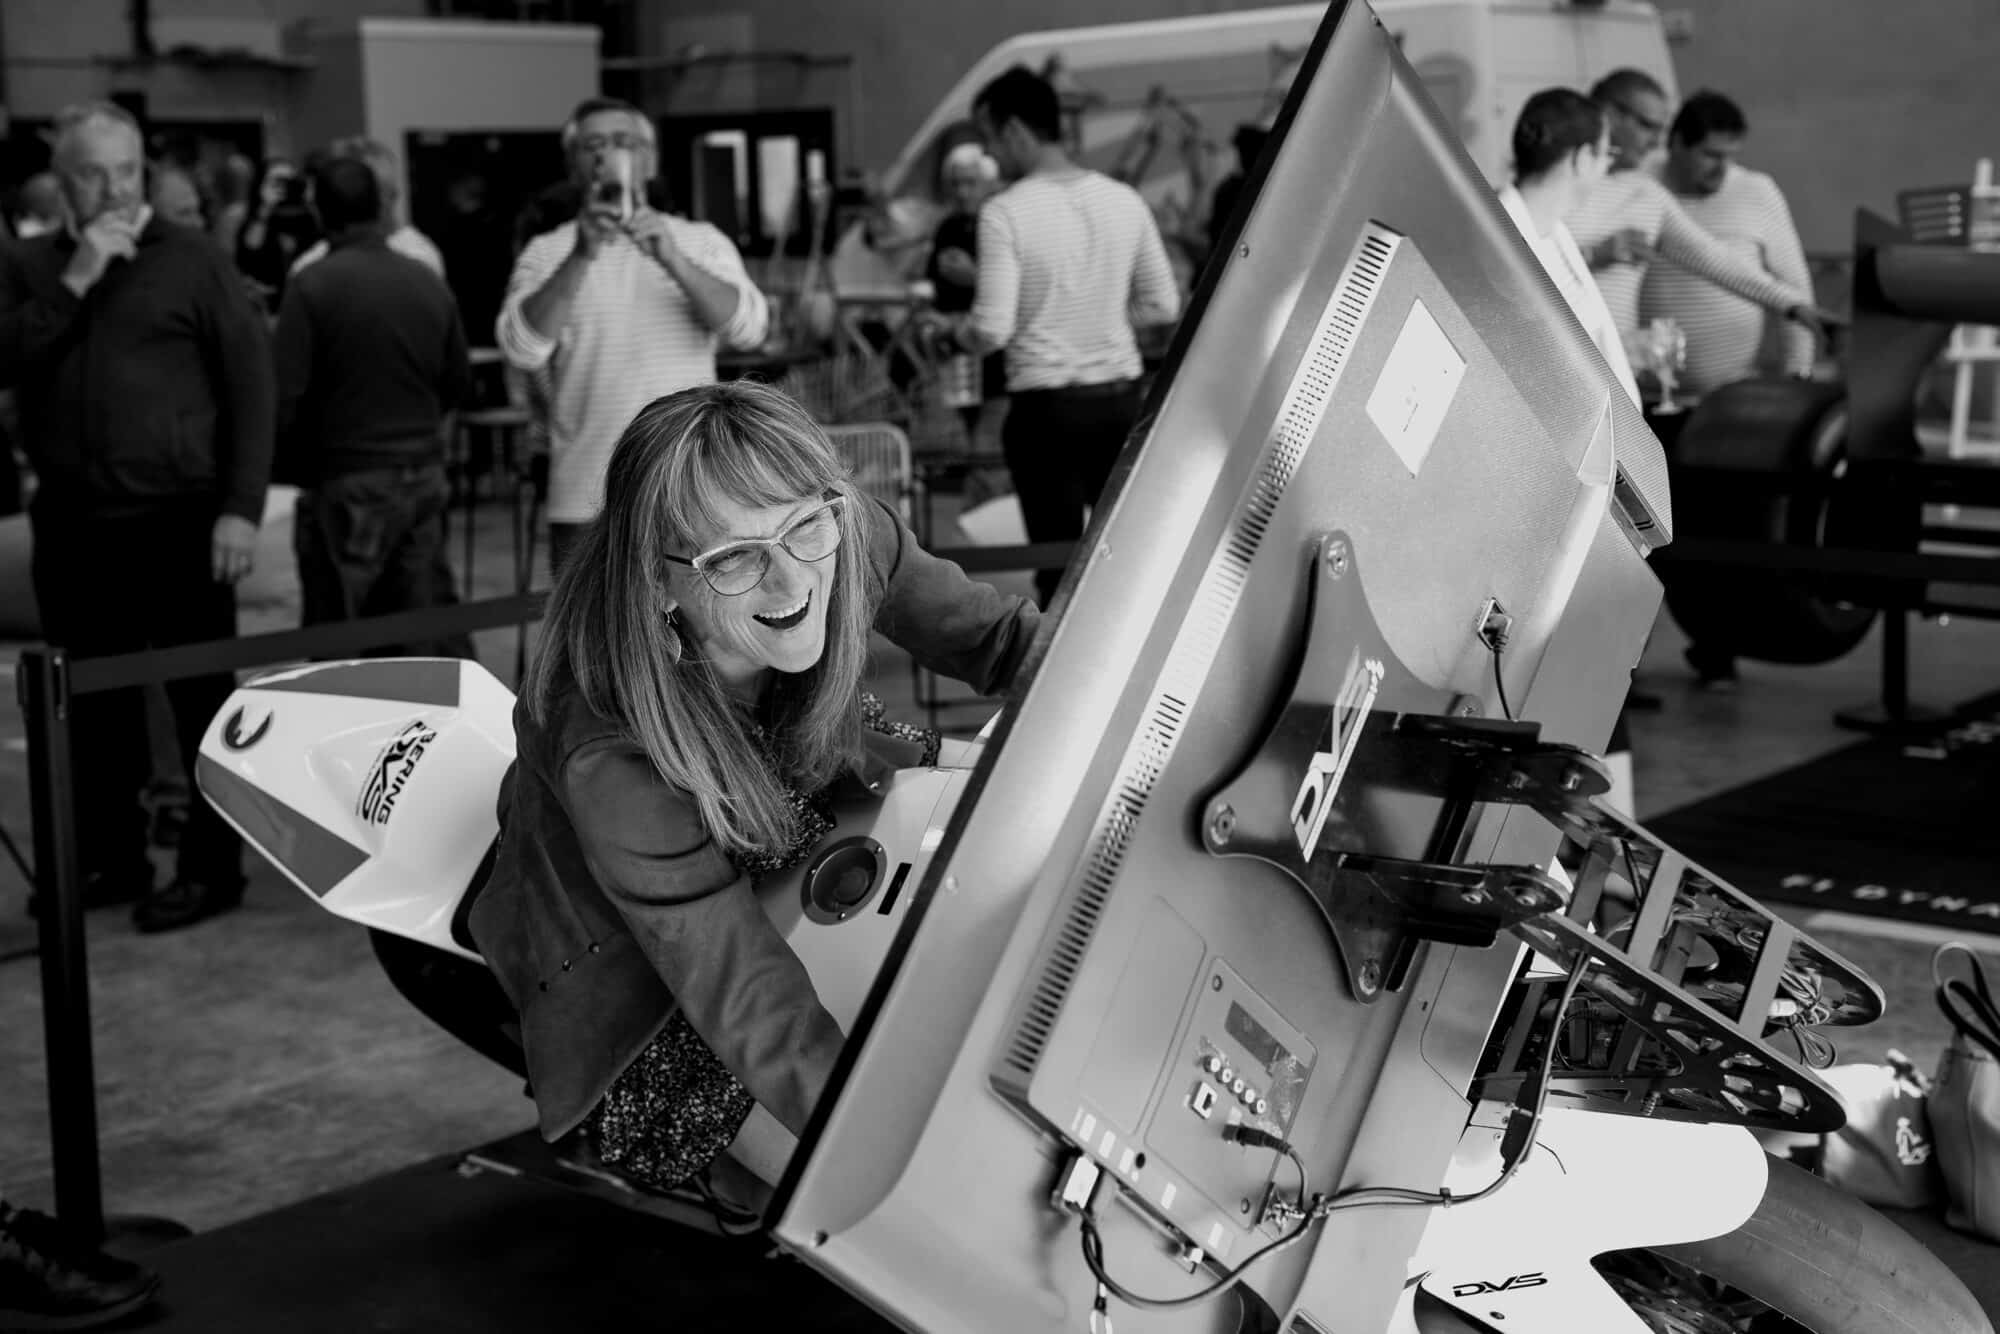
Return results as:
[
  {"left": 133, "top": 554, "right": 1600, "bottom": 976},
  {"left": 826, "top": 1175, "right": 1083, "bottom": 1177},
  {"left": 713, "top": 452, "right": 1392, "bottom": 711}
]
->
[{"left": 16, "top": 543, "right": 1066, "bottom": 1245}]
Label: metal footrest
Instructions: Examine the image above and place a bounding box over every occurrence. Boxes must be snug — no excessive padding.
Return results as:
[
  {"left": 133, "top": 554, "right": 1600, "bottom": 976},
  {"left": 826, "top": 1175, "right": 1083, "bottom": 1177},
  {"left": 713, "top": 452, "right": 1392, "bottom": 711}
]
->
[{"left": 1478, "top": 798, "right": 1884, "bottom": 1133}]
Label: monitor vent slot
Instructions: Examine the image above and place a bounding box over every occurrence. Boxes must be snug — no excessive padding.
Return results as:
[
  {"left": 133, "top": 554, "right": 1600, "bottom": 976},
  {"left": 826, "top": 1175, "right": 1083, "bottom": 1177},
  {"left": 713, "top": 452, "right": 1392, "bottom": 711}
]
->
[{"left": 998, "top": 226, "right": 1401, "bottom": 1086}]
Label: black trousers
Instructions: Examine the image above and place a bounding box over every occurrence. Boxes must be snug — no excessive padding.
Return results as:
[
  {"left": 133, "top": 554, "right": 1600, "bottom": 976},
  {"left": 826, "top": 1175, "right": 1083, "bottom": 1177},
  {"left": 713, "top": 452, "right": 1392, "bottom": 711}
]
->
[
  {"left": 29, "top": 501, "right": 243, "bottom": 889},
  {"left": 1000, "top": 380, "right": 1143, "bottom": 606}
]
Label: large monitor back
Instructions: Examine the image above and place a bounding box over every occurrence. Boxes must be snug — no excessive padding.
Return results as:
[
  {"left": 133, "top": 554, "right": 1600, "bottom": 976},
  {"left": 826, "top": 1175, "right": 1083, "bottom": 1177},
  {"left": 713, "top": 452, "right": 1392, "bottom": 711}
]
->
[{"left": 772, "top": 5, "right": 1668, "bottom": 1332}]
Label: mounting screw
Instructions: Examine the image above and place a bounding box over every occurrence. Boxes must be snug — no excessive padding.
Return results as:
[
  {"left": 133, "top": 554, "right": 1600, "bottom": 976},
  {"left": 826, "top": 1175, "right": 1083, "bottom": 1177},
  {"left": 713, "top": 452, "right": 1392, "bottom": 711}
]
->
[
  {"left": 1239, "top": 243, "right": 1251, "bottom": 258},
  {"left": 1462, "top": 887, "right": 1489, "bottom": 905},
  {"left": 943, "top": 875, "right": 959, "bottom": 893},
  {"left": 1207, "top": 804, "right": 1236, "bottom": 846},
  {"left": 1459, "top": 702, "right": 1479, "bottom": 717},
  {"left": 1240, "top": 1198, "right": 1252, "bottom": 1215},
  {"left": 1212, "top": 975, "right": 1224, "bottom": 992},
  {"left": 1561, "top": 771, "right": 1582, "bottom": 792},
  {"left": 1325, "top": 540, "right": 1350, "bottom": 578},
  {"left": 812, "top": 1230, "right": 829, "bottom": 1247},
  {"left": 1358, "top": 958, "right": 1382, "bottom": 992},
  {"left": 1095, "top": 539, "right": 1112, "bottom": 561}
]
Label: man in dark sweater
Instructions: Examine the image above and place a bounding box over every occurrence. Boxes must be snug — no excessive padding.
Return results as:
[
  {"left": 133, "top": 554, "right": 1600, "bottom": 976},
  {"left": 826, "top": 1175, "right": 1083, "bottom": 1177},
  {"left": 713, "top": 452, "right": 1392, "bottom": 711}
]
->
[
  {"left": 274, "top": 156, "right": 473, "bottom": 656},
  {"left": 0, "top": 101, "right": 273, "bottom": 935}
]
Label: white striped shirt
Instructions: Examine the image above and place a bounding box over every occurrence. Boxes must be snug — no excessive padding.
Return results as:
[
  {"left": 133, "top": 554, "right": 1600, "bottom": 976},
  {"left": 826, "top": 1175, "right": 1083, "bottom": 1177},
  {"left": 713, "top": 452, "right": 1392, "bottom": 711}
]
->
[
  {"left": 496, "top": 217, "right": 769, "bottom": 522},
  {"left": 1638, "top": 163, "right": 1816, "bottom": 394},
  {"left": 971, "top": 170, "right": 1180, "bottom": 392},
  {"left": 1568, "top": 170, "right": 1807, "bottom": 344},
  {"left": 1498, "top": 186, "right": 1641, "bottom": 410}
]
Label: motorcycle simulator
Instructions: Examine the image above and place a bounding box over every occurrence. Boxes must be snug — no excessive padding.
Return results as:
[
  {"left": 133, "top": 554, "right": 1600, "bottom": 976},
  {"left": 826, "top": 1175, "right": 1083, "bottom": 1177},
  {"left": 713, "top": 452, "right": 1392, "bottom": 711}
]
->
[{"left": 197, "top": 2, "right": 1991, "bottom": 1331}]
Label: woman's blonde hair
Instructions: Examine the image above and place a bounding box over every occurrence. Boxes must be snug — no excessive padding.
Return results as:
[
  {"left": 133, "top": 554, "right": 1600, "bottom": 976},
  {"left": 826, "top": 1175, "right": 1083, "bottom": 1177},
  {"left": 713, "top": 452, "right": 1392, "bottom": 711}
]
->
[{"left": 527, "top": 380, "right": 874, "bottom": 856}]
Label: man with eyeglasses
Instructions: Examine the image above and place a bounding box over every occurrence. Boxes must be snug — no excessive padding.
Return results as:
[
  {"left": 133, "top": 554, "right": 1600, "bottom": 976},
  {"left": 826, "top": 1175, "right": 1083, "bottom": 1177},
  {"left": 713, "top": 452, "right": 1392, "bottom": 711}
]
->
[
  {"left": 1568, "top": 69, "right": 1829, "bottom": 368},
  {"left": 497, "top": 97, "right": 771, "bottom": 572}
]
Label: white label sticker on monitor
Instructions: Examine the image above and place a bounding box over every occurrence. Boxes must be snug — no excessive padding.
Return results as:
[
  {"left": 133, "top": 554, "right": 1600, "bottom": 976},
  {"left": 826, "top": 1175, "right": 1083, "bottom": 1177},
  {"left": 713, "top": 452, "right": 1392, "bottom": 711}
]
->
[{"left": 1365, "top": 299, "right": 1466, "bottom": 476}]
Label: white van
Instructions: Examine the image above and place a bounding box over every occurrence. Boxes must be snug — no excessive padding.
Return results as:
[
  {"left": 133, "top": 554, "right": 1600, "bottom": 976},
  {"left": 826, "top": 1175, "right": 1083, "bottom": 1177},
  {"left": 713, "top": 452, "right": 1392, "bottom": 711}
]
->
[{"left": 838, "top": 1, "right": 1674, "bottom": 291}]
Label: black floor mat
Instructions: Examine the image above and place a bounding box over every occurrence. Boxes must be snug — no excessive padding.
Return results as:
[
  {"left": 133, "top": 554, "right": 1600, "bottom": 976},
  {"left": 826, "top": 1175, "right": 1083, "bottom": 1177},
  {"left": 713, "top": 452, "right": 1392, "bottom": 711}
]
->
[
  {"left": 135, "top": 1144, "right": 897, "bottom": 1333},
  {"left": 1646, "top": 692, "right": 2000, "bottom": 934}
]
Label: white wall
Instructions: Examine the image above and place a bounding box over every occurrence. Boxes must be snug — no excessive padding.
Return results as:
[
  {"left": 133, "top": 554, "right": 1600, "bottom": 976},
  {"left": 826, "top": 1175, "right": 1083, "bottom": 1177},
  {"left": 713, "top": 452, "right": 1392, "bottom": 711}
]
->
[
  {"left": 1, "top": 0, "right": 426, "bottom": 123},
  {"left": 354, "top": 20, "right": 600, "bottom": 139},
  {"left": 1663, "top": 0, "right": 2000, "bottom": 253},
  {"left": 282, "top": 19, "right": 598, "bottom": 206}
]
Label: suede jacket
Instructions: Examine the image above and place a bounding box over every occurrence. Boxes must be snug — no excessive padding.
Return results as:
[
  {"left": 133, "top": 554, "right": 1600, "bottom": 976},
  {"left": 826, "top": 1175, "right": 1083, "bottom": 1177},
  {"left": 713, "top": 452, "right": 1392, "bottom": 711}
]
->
[{"left": 470, "top": 498, "right": 1039, "bottom": 1142}]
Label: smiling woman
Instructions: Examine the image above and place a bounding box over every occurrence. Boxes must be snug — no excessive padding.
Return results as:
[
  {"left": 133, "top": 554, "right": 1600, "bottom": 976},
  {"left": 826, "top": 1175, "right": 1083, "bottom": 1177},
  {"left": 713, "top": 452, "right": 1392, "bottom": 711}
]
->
[{"left": 466, "top": 379, "right": 1041, "bottom": 1199}]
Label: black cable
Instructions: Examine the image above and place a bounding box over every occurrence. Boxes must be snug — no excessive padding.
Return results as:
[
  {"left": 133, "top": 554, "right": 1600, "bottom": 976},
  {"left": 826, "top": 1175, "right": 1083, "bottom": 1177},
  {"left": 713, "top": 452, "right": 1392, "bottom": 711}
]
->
[
  {"left": 1319, "top": 958, "right": 1590, "bottom": 1215},
  {"left": 1078, "top": 1131, "right": 1315, "bottom": 1312},
  {"left": 1489, "top": 644, "right": 1515, "bottom": 722},
  {"left": 1074, "top": 958, "right": 1593, "bottom": 1318}
]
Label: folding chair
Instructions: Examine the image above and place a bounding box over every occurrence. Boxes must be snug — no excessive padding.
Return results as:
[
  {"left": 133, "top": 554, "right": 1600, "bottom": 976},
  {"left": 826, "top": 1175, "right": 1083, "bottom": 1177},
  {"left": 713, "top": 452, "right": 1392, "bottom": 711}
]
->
[
  {"left": 824, "top": 421, "right": 919, "bottom": 524},
  {"left": 824, "top": 421, "right": 964, "bottom": 723}
]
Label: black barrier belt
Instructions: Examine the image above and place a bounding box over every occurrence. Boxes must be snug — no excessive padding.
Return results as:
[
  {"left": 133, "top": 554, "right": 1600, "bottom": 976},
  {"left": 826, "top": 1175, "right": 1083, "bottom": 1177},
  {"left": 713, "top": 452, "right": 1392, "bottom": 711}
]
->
[
  {"left": 60, "top": 547, "right": 1073, "bottom": 694},
  {"left": 67, "top": 592, "right": 550, "bottom": 695}
]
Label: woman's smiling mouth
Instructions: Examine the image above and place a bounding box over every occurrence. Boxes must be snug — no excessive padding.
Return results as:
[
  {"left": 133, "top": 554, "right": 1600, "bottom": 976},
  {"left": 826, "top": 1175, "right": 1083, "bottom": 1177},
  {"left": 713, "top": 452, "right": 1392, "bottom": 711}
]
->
[{"left": 753, "top": 590, "right": 812, "bottom": 631}]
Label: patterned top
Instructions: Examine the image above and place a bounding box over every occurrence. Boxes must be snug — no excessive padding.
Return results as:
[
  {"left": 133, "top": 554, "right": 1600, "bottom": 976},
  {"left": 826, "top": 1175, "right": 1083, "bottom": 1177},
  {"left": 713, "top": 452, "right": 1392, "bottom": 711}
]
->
[
  {"left": 588, "top": 694, "right": 941, "bottom": 1190},
  {"left": 495, "top": 217, "right": 770, "bottom": 523},
  {"left": 1568, "top": 169, "right": 1807, "bottom": 342},
  {"left": 971, "top": 169, "right": 1180, "bottom": 393},
  {"left": 1638, "top": 163, "right": 1817, "bottom": 394}
]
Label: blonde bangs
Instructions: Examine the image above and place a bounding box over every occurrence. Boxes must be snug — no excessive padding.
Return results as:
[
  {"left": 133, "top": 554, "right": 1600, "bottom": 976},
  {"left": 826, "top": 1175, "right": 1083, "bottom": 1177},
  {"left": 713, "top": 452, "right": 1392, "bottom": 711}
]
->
[{"left": 531, "top": 381, "right": 880, "bottom": 858}]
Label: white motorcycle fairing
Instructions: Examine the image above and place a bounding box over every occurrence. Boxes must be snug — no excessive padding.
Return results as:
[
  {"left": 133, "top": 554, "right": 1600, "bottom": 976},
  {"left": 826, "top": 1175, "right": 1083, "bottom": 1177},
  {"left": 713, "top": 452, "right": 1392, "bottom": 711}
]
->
[
  {"left": 196, "top": 657, "right": 513, "bottom": 962},
  {"left": 1411, "top": 1103, "right": 1768, "bottom": 1332}
]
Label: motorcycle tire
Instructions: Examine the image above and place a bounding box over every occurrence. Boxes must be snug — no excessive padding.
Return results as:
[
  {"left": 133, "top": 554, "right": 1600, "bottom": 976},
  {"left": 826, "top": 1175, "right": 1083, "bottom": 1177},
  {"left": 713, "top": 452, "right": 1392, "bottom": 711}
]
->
[
  {"left": 1658, "top": 377, "right": 1884, "bottom": 667},
  {"left": 1412, "top": 1153, "right": 1991, "bottom": 1333}
]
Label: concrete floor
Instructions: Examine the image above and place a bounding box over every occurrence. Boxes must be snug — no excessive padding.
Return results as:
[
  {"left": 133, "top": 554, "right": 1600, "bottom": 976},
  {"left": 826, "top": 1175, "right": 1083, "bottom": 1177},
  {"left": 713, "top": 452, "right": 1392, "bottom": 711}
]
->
[{"left": 1, "top": 485, "right": 1997, "bottom": 1241}]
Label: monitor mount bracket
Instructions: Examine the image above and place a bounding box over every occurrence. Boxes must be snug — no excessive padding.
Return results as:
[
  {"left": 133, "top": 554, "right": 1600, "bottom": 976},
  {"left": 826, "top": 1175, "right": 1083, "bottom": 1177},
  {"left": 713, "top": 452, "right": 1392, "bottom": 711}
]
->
[
  {"left": 1200, "top": 531, "right": 1882, "bottom": 1130},
  {"left": 1200, "top": 530, "right": 1593, "bottom": 1002}
]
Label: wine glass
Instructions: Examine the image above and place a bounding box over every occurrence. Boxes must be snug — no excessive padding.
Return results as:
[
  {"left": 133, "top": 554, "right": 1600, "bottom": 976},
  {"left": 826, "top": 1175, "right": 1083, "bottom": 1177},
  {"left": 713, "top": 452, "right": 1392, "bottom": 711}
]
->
[{"left": 1644, "top": 317, "right": 1688, "bottom": 415}]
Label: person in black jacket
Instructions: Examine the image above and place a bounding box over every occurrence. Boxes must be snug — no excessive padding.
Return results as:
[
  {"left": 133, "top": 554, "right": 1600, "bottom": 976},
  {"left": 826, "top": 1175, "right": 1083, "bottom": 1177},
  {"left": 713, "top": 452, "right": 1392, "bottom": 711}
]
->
[
  {"left": 0, "top": 101, "right": 274, "bottom": 933},
  {"left": 275, "top": 157, "right": 473, "bottom": 656}
]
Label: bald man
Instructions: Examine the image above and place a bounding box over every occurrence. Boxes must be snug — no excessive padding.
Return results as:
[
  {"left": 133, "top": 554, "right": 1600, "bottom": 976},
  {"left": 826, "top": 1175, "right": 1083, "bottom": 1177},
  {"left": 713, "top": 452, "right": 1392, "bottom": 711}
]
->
[{"left": 0, "top": 101, "right": 274, "bottom": 933}]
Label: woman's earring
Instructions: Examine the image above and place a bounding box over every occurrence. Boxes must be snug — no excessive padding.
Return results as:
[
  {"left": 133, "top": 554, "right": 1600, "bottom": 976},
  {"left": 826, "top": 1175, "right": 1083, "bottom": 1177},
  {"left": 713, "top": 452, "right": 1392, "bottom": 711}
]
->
[{"left": 662, "top": 605, "right": 684, "bottom": 664}]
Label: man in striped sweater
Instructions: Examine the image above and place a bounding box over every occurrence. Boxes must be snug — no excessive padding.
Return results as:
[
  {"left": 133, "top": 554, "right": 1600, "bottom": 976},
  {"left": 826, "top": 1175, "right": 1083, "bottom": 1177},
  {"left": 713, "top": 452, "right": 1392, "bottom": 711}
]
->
[
  {"left": 497, "top": 98, "right": 769, "bottom": 569},
  {"left": 1570, "top": 70, "right": 1825, "bottom": 376},
  {"left": 942, "top": 65, "right": 1181, "bottom": 607},
  {"left": 1639, "top": 91, "right": 1816, "bottom": 396}
]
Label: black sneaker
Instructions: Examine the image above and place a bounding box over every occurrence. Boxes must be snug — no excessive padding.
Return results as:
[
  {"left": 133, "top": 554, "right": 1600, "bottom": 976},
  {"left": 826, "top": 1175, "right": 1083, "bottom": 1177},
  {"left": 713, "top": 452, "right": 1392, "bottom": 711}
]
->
[
  {"left": 131, "top": 879, "right": 244, "bottom": 935},
  {"left": 0, "top": 1204, "right": 161, "bottom": 1331}
]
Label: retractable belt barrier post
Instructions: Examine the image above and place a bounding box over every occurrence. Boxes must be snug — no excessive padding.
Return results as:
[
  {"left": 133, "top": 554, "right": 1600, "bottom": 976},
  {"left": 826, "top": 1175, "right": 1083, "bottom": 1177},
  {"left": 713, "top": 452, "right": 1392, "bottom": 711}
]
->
[
  {"left": 16, "top": 544, "right": 1061, "bottom": 1245},
  {"left": 19, "top": 590, "right": 542, "bottom": 1246}
]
